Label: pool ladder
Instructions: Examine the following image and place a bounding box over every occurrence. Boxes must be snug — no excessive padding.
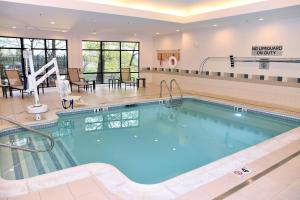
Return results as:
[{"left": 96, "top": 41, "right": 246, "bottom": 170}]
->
[
  {"left": 0, "top": 115, "right": 54, "bottom": 152},
  {"left": 159, "top": 79, "right": 183, "bottom": 107}
]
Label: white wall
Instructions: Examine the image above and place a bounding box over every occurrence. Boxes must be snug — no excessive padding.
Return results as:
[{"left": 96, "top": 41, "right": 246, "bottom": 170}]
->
[
  {"left": 153, "top": 18, "right": 300, "bottom": 78},
  {"left": 0, "top": 28, "right": 154, "bottom": 68},
  {"left": 141, "top": 72, "right": 300, "bottom": 110}
]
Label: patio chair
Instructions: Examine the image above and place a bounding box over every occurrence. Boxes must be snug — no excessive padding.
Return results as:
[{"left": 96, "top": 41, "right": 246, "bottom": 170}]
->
[
  {"left": 121, "top": 68, "right": 136, "bottom": 90},
  {"left": 68, "top": 68, "right": 93, "bottom": 92},
  {"left": 5, "top": 70, "right": 45, "bottom": 99},
  {"left": 5, "top": 69, "right": 25, "bottom": 98}
]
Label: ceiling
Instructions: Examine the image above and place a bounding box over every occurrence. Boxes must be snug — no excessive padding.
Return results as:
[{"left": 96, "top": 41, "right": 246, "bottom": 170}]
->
[
  {"left": 1, "top": 0, "right": 300, "bottom": 23},
  {"left": 0, "top": 0, "right": 300, "bottom": 36}
]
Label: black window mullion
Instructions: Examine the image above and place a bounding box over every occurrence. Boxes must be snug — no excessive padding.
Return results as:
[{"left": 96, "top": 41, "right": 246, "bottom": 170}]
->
[
  {"left": 119, "top": 41, "right": 121, "bottom": 77},
  {"left": 20, "top": 38, "right": 26, "bottom": 81},
  {"left": 44, "top": 39, "right": 49, "bottom": 87}
]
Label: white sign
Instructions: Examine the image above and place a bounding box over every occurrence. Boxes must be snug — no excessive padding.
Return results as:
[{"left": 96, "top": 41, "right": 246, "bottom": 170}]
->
[
  {"left": 252, "top": 45, "right": 283, "bottom": 56},
  {"left": 233, "top": 167, "right": 251, "bottom": 176}
]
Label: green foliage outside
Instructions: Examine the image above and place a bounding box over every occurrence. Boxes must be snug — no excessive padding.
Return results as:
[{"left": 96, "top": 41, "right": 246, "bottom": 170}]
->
[{"left": 82, "top": 41, "right": 139, "bottom": 82}]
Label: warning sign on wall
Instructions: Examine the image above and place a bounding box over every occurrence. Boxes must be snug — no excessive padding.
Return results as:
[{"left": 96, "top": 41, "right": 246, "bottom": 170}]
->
[{"left": 252, "top": 45, "right": 283, "bottom": 56}]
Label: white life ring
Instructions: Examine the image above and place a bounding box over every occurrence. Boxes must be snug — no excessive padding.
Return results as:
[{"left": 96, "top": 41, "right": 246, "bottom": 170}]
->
[{"left": 168, "top": 56, "right": 178, "bottom": 68}]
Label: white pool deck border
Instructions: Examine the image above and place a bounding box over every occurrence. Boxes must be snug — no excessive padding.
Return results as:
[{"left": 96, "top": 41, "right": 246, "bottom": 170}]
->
[{"left": 0, "top": 96, "right": 300, "bottom": 199}]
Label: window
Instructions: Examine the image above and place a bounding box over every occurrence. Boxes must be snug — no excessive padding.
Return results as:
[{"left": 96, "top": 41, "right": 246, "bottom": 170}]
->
[
  {"left": 82, "top": 41, "right": 139, "bottom": 83},
  {"left": 0, "top": 36, "right": 68, "bottom": 87}
]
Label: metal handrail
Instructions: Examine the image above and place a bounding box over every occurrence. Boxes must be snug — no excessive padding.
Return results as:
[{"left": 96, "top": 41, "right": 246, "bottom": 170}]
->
[
  {"left": 159, "top": 80, "right": 173, "bottom": 99},
  {"left": 199, "top": 56, "right": 300, "bottom": 72},
  {"left": 0, "top": 115, "right": 54, "bottom": 152},
  {"left": 170, "top": 79, "right": 183, "bottom": 99}
]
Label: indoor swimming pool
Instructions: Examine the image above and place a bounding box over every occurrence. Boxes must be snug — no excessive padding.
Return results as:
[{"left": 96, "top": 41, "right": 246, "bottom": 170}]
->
[{"left": 0, "top": 98, "right": 299, "bottom": 184}]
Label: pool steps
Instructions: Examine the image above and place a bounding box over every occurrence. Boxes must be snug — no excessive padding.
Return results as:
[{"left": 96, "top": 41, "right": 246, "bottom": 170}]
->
[{"left": 0, "top": 135, "right": 77, "bottom": 180}]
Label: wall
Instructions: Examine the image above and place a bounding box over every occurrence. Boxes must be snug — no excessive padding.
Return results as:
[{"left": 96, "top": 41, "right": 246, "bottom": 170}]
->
[
  {"left": 141, "top": 72, "right": 300, "bottom": 110},
  {"left": 153, "top": 18, "right": 300, "bottom": 79},
  {"left": 0, "top": 28, "right": 154, "bottom": 68}
]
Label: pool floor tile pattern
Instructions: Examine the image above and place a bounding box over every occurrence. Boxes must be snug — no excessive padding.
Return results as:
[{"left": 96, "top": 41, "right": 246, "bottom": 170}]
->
[{"left": 0, "top": 135, "right": 77, "bottom": 180}]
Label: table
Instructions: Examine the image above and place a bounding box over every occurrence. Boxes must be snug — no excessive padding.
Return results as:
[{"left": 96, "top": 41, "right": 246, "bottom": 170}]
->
[
  {"left": 85, "top": 80, "right": 96, "bottom": 91},
  {"left": 136, "top": 78, "right": 146, "bottom": 88},
  {"left": 0, "top": 84, "right": 10, "bottom": 99},
  {"left": 108, "top": 78, "right": 121, "bottom": 88}
]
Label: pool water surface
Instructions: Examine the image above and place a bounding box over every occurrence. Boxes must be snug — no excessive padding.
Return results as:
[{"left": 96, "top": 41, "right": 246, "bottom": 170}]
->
[{"left": 0, "top": 98, "right": 299, "bottom": 184}]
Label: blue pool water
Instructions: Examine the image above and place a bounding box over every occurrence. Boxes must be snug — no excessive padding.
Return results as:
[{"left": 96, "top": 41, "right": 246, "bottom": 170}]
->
[{"left": 0, "top": 98, "right": 299, "bottom": 183}]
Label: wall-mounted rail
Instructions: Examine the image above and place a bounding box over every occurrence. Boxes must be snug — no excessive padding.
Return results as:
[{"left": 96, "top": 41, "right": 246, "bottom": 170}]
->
[
  {"left": 0, "top": 115, "right": 54, "bottom": 152},
  {"left": 199, "top": 56, "right": 300, "bottom": 72}
]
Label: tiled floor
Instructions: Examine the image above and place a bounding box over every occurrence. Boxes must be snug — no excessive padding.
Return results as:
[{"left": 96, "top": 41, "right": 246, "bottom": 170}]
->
[
  {"left": 225, "top": 155, "right": 300, "bottom": 200},
  {"left": 0, "top": 84, "right": 300, "bottom": 200},
  {"left": 5, "top": 177, "right": 119, "bottom": 200}
]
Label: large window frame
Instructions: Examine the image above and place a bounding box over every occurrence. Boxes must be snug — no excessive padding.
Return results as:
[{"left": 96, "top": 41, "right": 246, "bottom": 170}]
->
[
  {"left": 82, "top": 40, "right": 140, "bottom": 84},
  {"left": 0, "top": 36, "right": 68, "bottom": 87}
]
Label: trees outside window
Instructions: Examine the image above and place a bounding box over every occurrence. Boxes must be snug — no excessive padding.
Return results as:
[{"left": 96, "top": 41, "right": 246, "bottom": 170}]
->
[
  {"left": 82, "top": 41, "right": 139, "bottom": 83},
  {"left": 0, "top": 36, "right": 68, "bottom": 86}
]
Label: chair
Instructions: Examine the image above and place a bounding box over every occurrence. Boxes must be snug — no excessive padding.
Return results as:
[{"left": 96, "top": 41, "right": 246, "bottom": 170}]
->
[
  {"left": 121, "top": 68, "right": 136, "bottom": 90},
  {"left": 5, "top": 69, "right": 25, "bottom": 98},
  {"left": 68, "top": 68, "right": 93, "bottom": 92}
]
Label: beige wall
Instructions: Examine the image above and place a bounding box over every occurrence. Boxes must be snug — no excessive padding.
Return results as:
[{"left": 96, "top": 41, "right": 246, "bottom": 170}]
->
[{"left": 0, "top": 28, "right": 154, "bottom": 69}]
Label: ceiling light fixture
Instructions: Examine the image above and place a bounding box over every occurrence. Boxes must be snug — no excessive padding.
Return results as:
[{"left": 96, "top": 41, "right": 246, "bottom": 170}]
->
[
  {"left": 176, "top": 29, "right": 180, "bottom": 32},
  {"left": 91, "top": 32, "right": 97, "bottom": 35},
  {"left": 50, "top": 21, "right": 56, "bottom": 25},
  {"left": 61, "top": 30, "right": 67, "bottom": 33},
  {"left": 155, "top": 32, "right": 160, "bottom": 35},
  {"left": 258, "top": 18, "right": 264, "bottom": 21},
  {"left": 11, "top": 26, "right": 17, "bottom": 29},
  {"left": 212, "top": 24, "right": 217, "bottom": 27}
]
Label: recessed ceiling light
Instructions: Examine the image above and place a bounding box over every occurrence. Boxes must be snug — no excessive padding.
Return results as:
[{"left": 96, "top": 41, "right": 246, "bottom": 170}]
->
[
  {"left": 258, "top": 18, "right": 264, "bottom": 21},
  {"left": 50, "top": 21, "right": 56, "bottom": 25},
  {"left": 91, "top": 32, "right": 97, "bottom": 35},
  {"left": 176, "top": 29, "right": 180, "bottom": 32},
  {"left": 61, "top": 30, "right": 67, "bottom": 33},
  {"left": 155, "top": 32, "right": 160, "bottom": 35},
  {"left": 212, "top": 24, "right": 217, "bottom": 27},
  {"left": 11, "top": 26, "right": 17, "bottom": 29}
]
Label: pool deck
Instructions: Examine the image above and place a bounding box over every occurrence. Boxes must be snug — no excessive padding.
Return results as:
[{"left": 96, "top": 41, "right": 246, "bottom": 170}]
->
[{"left": 0, "top": 84, "right": 300, "bottom": 200}]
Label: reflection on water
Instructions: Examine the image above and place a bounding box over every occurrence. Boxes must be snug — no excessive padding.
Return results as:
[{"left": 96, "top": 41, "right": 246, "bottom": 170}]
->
[
  {"left": 51, "top": 120, "right": 74, "bottom": 138},
  {"left": 85, "top": 110, "right": 139, "bottom": 132}
]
